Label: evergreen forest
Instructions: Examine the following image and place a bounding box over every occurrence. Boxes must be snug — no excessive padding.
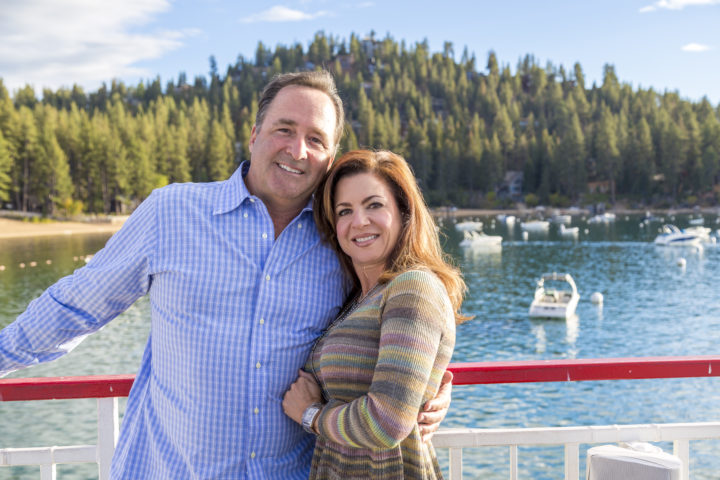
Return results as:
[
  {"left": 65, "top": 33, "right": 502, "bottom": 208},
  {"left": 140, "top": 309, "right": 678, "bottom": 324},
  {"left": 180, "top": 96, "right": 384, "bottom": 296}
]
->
[{"left": 0, "top": 32, "right": 719, "bottom": 216}]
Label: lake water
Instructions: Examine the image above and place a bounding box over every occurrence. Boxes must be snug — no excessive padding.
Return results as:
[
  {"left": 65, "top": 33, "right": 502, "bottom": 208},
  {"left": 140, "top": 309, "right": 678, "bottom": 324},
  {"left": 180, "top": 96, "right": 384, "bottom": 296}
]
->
[{"left": 1, "top": 213, "right": 720, "bottom": 479}]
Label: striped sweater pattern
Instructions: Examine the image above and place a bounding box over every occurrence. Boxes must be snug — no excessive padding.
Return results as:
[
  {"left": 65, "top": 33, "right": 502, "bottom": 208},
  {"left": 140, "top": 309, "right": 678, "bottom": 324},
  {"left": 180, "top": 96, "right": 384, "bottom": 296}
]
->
[{"left": 306, "top": 269, "right": 456, "bottom": 479}]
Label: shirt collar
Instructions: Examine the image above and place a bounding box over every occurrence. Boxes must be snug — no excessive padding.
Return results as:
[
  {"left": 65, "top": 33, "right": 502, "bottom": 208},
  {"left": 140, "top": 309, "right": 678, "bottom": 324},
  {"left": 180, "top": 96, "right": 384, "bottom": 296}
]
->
[{"left": 213, "top": 161, "right": 315, "bottom": 216}]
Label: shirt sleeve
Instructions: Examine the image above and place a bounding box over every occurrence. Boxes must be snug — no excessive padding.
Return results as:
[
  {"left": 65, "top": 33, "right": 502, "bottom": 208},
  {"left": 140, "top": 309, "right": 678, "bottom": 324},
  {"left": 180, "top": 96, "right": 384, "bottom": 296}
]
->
[
  {"left": 314, "top": 270, "right": 455, "bottom": 449},
  {"left": 0, "top": 191, "right": 158, "bottom": 377}
]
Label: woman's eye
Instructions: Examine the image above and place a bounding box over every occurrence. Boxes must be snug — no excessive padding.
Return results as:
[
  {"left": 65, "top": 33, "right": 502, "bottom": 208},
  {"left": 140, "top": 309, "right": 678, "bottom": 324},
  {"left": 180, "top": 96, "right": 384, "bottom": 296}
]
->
[
  {"left": 368, "top": 202, "right": 383, "bottom": 209},
  {"left": 337, "top": 208, "right": 351, "bottom": 217}
]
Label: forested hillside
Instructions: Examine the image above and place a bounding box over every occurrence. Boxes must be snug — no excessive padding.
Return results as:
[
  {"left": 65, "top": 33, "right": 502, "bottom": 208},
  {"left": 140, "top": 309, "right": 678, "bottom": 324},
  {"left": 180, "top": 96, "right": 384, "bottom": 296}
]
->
[{"left": 0, "top": 32, "right": 718, "bottom": 215}]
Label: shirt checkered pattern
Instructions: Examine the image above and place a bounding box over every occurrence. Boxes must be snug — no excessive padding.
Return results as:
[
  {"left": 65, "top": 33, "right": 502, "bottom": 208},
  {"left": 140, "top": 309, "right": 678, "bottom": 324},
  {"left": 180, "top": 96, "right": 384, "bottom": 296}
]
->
[{"left": 0, "top": 163, "right": 349, "bottom": 479}]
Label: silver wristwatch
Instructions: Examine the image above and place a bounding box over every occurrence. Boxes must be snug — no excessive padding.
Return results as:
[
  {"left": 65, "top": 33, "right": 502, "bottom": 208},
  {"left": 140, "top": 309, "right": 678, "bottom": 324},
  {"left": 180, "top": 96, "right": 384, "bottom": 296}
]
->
[{"left": 302, "top": 403, "right": 323, "bottom": 434}]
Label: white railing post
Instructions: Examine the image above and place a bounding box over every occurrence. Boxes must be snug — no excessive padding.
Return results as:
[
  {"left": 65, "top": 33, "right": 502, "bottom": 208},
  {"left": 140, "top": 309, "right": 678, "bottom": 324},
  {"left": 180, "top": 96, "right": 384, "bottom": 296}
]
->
[
  {"left": 509, "top": 445, "right": 518, "bottom": 480},
  {"left": 96, "top": 397, "right": 119, "bottom": 480},
  {"left": 40, "top": 460, "right": 56, "bottom": 480},
  {"left": 448, "top": 447, "right": 463, "bottom": 480},
  {"left": 673, "top": 439, "right": 690, "bottom": 480},
  {"left": 564, "top": 443, "right": 579, "bottom": 480}
]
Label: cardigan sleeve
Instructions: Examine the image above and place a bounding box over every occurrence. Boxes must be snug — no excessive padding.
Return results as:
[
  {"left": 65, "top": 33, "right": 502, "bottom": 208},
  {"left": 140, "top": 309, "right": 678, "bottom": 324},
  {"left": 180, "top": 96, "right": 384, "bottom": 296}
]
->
[{"left": 314, "top": 269, "right": 455, "bottom": 449}]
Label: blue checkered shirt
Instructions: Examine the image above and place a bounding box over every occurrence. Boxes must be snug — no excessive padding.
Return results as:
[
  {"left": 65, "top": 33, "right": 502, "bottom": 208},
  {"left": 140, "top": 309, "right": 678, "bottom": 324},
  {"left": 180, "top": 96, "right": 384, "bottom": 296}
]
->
[{"left": 0, "top": 163, "right": 349, "bottom": 479}]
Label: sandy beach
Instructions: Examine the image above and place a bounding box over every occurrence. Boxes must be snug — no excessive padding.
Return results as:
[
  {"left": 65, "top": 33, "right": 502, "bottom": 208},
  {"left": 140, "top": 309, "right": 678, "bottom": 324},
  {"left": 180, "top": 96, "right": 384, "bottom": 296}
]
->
[{"left": 0, "top": 217, "right": 126, "bottom": 239}]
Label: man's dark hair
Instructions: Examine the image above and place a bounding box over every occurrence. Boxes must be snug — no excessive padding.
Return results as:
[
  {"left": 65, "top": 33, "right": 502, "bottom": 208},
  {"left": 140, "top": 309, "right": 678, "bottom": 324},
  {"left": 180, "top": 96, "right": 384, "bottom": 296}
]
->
[{"left": 255, "top": 70, "right": 345, "bottom": 150}]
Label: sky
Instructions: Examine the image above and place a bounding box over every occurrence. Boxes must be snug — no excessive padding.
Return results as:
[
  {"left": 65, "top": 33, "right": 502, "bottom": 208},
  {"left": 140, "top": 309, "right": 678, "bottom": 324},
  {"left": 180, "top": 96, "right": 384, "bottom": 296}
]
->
[{"left": 1, "top": 0, "right": 719, "bottom": 104}]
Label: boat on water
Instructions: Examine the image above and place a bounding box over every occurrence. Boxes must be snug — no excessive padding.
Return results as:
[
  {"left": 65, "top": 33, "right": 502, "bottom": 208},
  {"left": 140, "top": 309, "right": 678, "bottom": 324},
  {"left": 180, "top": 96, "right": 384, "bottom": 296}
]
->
[
  {"left": 520, "top": 220, "right": 549, "bottom": 232},
  {"left": 459, "top": 230, "right": 502, "bottom": 249},
  {"left": 684, "top": 226, "right": 712, "bottom": 242},
  {"left": 528, "top": 272, "right": 580, "bottom": 319},
  {"left": 455, "top": 220, "right": 483, "bottom": 232},
  {"left": 653, "top": 224, "right": 702, "bottom": 246},
  {"left": 559, "top": 224, "right": 579, "bottom": 237},
  {"left": 496, "top": 214, "right": 515, "bottom": 226},
  {"left": 688, "top": 217, "right": 704, "bottom": 226},
  {"left": 588, "top": 212, "right": 616, "bottom": 224},
  {"left": 550, "top": 214, "right": 572, "bottom": 224}
]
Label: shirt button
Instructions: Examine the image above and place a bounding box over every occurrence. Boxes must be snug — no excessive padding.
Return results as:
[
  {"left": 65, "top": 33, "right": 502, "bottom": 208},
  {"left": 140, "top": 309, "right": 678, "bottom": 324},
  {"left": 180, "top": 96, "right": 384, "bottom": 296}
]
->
[
  {"left": 250, "top": 452, "right": 256, "bottom": 458},
  {"left": 297, "top": 223, "right": 303, "bottom": 229},
  {"left": 265, "top": 275, "right": 270, "bottom": 281},
  {"left": 259, "top": 318, "right": 265, "bottom": 325},
  {"left": 243, "top": 213, "right": 248, "bottom": 218},
  {"left": 256, "top": 362, "right": 261, "bottom": 368},
  {"left": 262, "top": 232, "right": 268, "bottom": 239},
  {"left": 254, "top": 407, "right": 259, "bottom": 414},
  {"left": 250, "top": 198, "right": 255, "bottom": 203}
]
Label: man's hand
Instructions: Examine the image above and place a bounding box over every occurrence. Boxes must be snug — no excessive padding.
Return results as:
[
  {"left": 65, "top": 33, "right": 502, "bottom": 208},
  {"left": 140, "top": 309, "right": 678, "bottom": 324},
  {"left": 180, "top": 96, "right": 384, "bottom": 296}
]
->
[
  {"left": 282, "top": 370, "right": 323, "bottom": 425},
  {"left": 418, "top": 369, "right": 453, "bottom": 443}
]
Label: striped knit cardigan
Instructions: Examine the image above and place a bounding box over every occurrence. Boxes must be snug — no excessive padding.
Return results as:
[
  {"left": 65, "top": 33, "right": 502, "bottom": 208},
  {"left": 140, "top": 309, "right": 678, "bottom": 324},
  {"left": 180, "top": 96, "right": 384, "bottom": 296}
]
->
[{"left": 306, "top": 269, "right": 456, "bottom": 479}]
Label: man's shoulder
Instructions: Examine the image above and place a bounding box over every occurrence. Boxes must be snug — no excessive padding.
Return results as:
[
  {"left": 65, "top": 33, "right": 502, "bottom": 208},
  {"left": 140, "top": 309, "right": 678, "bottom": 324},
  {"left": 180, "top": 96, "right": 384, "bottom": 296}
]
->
[{"left": 151, "top": 180, "right": 224, "bottom": 210}]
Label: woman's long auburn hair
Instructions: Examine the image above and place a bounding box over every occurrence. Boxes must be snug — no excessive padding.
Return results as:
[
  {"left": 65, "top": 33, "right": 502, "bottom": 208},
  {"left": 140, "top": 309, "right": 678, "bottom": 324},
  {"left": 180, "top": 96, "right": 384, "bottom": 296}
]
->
[{"left": 314, "top": 149, "right": 469, "bottom": 324}]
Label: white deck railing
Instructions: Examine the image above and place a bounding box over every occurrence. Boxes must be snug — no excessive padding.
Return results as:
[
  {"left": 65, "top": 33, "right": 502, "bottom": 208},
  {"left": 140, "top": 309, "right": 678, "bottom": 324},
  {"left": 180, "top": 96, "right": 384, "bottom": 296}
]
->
[
  {"left": 2, "top": 356, "right": 720, "bottom": 479},
  {"left": 432, "top": 421, "right": 720, "bottom": 480}
]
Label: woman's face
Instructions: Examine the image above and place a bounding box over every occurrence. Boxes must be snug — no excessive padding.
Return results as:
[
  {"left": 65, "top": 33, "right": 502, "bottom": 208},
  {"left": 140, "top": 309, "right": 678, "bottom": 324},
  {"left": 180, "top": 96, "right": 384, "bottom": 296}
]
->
[{"left": 333, "top": 172, "right": 403, "bottom": 276}]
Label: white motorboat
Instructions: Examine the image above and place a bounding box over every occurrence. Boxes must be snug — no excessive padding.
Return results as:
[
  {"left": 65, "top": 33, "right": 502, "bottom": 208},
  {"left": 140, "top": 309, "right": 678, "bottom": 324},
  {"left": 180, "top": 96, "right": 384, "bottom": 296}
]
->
[
  {"left": 528, "top": 272, "right": 580, "bottom": 319},
  {"left": 551, "top": 214, "right": 572, "bottom": 225},
  {"left": 653, "top": 224, "right": 702, "bottom": 246},
  {"left": 520, "top": 220, "right": 550, "bottom": 232},
  {"left": 455, "top": 220, "right": 483, "bottom": 232},
  {"left": 496, "top": 214, "right": 516, "bottom": 226},
  {"left": 688, "top": 217, "right": 704, "bottom": 226},
  {"left": 684, "top": 226, "right": 711, "bottom": 242},
  {"left": 459, "top": 230, "right": 502, "bottom": 249},
  {"left": 588, "top": 212, "right": 616, "bottom": 224},
  {"left": 559, "top": 224, "right": 579, "bottom": 237}
]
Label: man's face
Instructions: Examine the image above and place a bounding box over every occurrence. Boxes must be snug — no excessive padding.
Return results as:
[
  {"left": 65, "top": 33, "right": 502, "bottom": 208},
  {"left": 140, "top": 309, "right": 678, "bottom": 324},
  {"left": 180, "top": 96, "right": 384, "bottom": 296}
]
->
[{"left": 246, "top": 85, "right": 337, "bottom": 211}]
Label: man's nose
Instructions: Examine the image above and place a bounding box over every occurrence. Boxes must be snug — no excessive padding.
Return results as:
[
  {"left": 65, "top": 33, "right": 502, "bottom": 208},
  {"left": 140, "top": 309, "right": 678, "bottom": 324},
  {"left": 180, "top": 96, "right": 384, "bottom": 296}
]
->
[{"left": 287, "top": 137, "right": 308, "bottom": 160}]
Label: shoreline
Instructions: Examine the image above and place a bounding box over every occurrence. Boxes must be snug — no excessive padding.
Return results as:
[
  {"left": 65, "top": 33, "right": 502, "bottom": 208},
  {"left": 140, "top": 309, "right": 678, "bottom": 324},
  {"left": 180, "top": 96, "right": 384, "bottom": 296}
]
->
[
  {"left": 1, "top": 206, "right": 718, "bottom": 240},
  {"left": 430, "top": 206, "right": 720, "bottom": 219},
  {"left": 0, "top": 217, "right": 126, "bottom": 240}
]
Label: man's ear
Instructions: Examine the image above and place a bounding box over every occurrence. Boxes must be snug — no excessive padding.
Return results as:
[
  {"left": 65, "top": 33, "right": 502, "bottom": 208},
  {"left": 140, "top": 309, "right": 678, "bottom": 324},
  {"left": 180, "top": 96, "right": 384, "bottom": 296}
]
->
[{"left": 249, "top": 124, "right": 258, "bottom": 153}]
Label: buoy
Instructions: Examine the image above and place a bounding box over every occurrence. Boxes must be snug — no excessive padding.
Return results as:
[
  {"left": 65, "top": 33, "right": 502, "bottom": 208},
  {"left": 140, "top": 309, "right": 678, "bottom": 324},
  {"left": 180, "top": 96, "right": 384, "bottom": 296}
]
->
[
  {"left": 584, "top": 228, "right": 589, "bottom": 234},
  {"left": 46, "top": 259, "right": 52, "bottom": 264},
  {"left": 590, "top": 292, "right": 604, "bottom": 305},
  {"left": 0, "top": 265, "right": 5, "bottom": 271},
  {"left": 19, "top": 262, "right": 26, "bottom": 268},
  {"left": 677, "top": 258, "right": 686, "bottom": 267},
  {"left": 73, "top": 256, "right": 78, "bottom": 261},
  {"left": 639, "top": 223, "right": 644, "bottom": 228},
  {"left": 30, "top": 261, "right": 37, "bottom": 267},
  {"left": 522, "top": 231, "right": 529, "bottom": 240}
]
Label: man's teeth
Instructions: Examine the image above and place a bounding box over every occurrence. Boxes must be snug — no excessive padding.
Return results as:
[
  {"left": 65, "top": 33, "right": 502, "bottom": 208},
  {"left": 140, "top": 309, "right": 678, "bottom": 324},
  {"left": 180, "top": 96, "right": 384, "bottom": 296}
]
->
[
  {"left": 279, "top": 164, "right": 302, "bottom": 174},
  {"left": 355, "top": 235, "right": 378, "bottom": 242}
]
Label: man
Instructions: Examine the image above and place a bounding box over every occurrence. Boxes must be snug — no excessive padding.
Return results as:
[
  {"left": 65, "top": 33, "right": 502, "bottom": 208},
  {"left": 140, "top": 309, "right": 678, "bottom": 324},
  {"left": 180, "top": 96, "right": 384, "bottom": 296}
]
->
[{"left": 0, "top": 71, "right": 450, "bottom": 479}]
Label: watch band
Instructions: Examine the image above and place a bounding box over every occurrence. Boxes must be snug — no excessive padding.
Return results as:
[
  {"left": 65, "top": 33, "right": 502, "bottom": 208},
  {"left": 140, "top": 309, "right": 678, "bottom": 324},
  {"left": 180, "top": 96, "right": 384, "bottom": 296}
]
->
[{"left": 302, "top": 402, "right": 323, "bottom": 434}]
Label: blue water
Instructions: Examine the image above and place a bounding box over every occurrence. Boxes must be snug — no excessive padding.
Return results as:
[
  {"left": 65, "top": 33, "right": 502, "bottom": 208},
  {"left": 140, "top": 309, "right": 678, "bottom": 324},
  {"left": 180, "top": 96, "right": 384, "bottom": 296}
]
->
[{"left": 1, "top": 214, "right": 720, "bottom": 479}]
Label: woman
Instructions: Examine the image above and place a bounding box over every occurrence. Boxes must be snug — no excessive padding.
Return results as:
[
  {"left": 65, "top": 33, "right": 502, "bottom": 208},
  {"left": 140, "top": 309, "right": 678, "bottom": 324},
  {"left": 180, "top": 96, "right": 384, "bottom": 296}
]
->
[{"left": 282, "top": 150, "right": 467, "bottom": 479}]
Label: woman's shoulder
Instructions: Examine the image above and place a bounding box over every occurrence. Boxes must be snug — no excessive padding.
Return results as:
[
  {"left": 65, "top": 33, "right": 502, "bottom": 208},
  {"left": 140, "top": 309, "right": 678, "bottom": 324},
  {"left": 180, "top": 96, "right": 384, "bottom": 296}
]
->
[
  {"left": 388, "top": 268, "right": 443, "bottom": 291},
  {"left": 383, "top": 269, "right": 455, "bottom": 330},
  {"left": 385, "top": 269, "right": 450, "bottom": 308}
]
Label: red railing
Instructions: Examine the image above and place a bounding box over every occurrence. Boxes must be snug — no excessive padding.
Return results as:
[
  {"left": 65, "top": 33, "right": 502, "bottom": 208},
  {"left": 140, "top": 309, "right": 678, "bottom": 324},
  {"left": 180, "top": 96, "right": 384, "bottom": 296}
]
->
[{"left": 2, "top": 356, "right": 720, "bottom": 401}]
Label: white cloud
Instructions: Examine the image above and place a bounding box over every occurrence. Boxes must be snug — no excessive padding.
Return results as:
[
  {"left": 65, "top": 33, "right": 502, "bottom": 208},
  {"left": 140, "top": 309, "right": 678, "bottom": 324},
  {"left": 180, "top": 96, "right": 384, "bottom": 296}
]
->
[
  {"left": 0, "top": 0, "right": 192, "bottom": 94},
  {"left": 639, "top": 0, "right": 720, "bottom": 12},
  {"left": 682, "top": 42, "right": 712, "bottom": 51},
  {"left": 239, "top": 6, "right": 330, "bottom": 23}
]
